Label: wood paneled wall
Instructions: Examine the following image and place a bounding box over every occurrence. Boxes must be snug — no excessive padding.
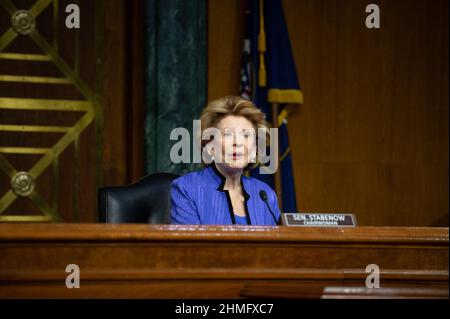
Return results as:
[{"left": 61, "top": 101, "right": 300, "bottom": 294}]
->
[
  {"left": 207, "top": 0, "right": 449, "bottom": 226},
  {"left": 0, "top": 0, "right": 143, "bottom": 222}
]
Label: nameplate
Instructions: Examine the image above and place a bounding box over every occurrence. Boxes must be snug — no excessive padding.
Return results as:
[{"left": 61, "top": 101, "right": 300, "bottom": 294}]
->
[{"left": 281, "top": 213, "right": 357, "bottom": 227}]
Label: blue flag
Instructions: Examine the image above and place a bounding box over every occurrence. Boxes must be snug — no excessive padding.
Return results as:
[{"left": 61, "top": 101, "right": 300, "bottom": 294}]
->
[{"left": 240, "top": 0, "right": 303, "bottom": 212}]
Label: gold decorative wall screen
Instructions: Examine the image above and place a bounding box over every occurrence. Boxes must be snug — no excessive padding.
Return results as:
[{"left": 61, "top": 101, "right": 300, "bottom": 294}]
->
[{"left": 0, "top": 0, "right": 100, "bottom": 222}]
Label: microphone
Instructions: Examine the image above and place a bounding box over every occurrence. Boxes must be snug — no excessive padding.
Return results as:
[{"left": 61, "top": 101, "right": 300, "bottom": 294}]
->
[{"left": 259, "top": 190, "right": 279, "bottom": 225}]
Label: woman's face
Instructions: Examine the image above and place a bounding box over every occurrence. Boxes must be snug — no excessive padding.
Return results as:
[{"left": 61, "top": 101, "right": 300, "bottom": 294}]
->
[{"left": 213, "top": 115, "right": 256, "bottom": 171}]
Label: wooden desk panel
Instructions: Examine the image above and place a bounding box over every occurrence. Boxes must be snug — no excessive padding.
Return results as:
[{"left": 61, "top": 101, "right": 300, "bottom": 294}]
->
[{"left": 0, "top": 224, "right": 448, "bottom": 298}]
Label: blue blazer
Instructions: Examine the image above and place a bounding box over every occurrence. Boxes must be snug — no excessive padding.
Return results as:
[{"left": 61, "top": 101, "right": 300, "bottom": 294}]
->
[{"left": 170, "top": 164, "right": 281, "bottom": 225}]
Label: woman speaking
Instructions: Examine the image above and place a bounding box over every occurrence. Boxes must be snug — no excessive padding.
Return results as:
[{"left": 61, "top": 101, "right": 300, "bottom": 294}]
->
[{"left": 170, "top": 96, "right": 281, "bottom": 225}]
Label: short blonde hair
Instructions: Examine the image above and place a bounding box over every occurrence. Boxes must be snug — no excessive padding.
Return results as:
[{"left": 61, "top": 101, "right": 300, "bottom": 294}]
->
[{"left": 199, "top": 96, "right": 270, "bottom": 168}]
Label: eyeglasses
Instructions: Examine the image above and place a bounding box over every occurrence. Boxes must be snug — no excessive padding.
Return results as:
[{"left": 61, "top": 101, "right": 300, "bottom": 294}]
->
[{"left": 222, "top": 128, "right": 256, "bottom": 140}]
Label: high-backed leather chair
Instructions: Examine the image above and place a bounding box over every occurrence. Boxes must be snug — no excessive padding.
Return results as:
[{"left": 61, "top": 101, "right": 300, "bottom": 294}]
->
[{"left": 98, "top": 173, "right": 179, "bottom": 224}]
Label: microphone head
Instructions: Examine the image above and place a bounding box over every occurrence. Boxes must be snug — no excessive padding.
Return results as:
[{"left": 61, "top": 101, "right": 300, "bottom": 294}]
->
[{"left": 259, "top": 190, "right": 268, "bottom": 201}]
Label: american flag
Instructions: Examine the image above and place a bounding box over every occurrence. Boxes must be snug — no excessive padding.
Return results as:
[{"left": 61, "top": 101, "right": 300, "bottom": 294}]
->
[{"left": 240, "top": 39, "right": 253, "bottom": 101}]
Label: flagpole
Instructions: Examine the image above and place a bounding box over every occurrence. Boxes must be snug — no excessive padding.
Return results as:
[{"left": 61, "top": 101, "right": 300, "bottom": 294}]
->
[{"left": 271, "top": 102, "right": 283, "bottom": 210}]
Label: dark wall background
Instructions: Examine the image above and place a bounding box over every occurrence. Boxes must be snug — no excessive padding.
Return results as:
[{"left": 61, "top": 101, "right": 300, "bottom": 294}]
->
[
  {"left": 208, "top": 0, "right": 449, "bottom": 226},
  {"left": 0, "top": 0, "right": 143, "bottom": 221},
  {"left": 1, "top": 0, "right": 448, "bottom": 226}
]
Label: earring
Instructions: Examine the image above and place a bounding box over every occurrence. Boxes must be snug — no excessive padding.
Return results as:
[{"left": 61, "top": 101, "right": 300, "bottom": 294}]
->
[
  {"left": 250, "top": 151, "right": 256, "bottom": 163},
  {"left": 209, "top": 148, "right": 215, "bottom": 162}
]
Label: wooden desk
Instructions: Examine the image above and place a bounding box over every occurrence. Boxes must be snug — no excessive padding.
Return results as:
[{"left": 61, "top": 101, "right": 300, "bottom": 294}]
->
[{"left": 0, "top": 224, "right": 448, "bottom": 298}]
